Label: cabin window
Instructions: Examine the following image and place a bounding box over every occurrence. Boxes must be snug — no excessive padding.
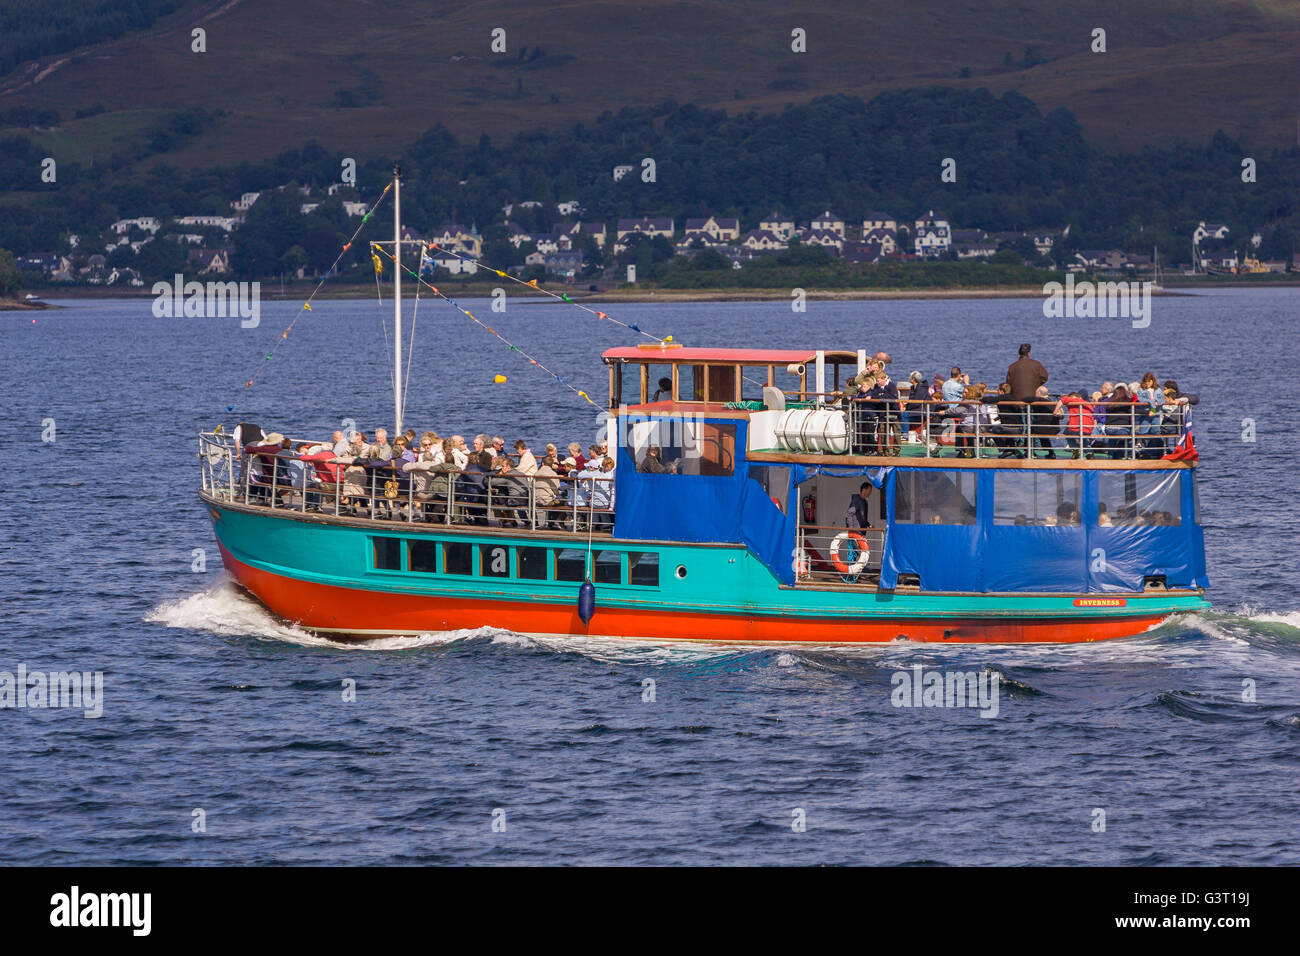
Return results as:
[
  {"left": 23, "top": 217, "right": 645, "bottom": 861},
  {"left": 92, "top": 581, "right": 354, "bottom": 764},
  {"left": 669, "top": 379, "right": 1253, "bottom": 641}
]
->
[
  {"left": 629, "top": 419, "right": 736, "bottom": 476},
  {"left": 893, "top": 470, "right": 977, "bottom": 525},
  {"left": 677, "top": 365, "right": 704, "bottom": 402},
  {"left": 629, "top": 552, "right": 660, "bottom": 587},
  {"left": 443, "top": 542, "right": 473, "bottom": 575},
  {"left": 740, "top": 366, "right": 769, "bottom": 404},
  {"left": 408, "top": 539, "right": 438, "bottom": 573},
  {"left": 481, "top": 544, "right": 510, "bottom": 577},
  {"left": 518, "top": 547, "right": 549, "bottom": 580},
  {"left": 646, "top": 363, "right": 673, "bottom": 404},
  {"left": 592, "top": 550, "right": 622, "bottom": 584},
  {"left": 373, "top": 537, "right": 402, "bottom": 570},
  {"left": 994, "top": 472, "right": 1082, "bottom": 526},
  {"left": 1097, "top": 472, "right": 1182, "bottom": 526},
  {"left": 555, "top": 548, "right": 586, "bottom": 582}
]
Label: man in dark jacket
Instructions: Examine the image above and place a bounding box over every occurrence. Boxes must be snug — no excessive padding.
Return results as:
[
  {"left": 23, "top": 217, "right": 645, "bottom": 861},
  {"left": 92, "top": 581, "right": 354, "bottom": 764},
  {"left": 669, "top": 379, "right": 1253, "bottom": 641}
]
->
[
  {"left": 1005, "top": 343, "right": 1048, "bottom": 401},
  {"left": 846, "top": 483, "right": 875, "bottom": 529},
  {"left": 1002, "top": 344, "right": 1047, "bottom": 455}
]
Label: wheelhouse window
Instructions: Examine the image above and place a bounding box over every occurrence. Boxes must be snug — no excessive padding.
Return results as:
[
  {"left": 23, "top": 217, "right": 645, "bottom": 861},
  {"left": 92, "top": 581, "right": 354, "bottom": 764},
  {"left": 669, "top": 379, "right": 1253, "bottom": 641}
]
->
[
  {"left": 518, "top": 547, "right": 549, "bottom": 580},
  {"left": 373, "top": 537, "right": 402, "bottom": 570},
  {"left": 894, "top": 470, "right": 977, "bottom": 525},
  {"left": 481, "top": 543, "right": 510, "bottom": 577},
  {"left": 593, "top": 550, "right": 622, "bottom": 584},
  {"left": 629, "top": 552, "right": 660, "bottom": 587},
  {"left": 1098, "top": 472, "right": 1182, "bottom": 526},
  {"left": 443, "top": 542, "right": 473, "bottom": 575},
  {"left": 408, "top": 539, "right": 438, "bottom": 573},
  {"left": 555, "top": 548, "right": 586, "bottom": 582},
  {"left": 994, "top": 472, "right": 1082, "bottom": 526}
]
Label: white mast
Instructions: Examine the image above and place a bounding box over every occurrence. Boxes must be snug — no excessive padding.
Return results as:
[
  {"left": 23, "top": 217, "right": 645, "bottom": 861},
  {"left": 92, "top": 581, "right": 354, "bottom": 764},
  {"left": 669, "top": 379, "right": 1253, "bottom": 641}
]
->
[{"left": 393, "top": 165, "right": 403, "bottom": 436}]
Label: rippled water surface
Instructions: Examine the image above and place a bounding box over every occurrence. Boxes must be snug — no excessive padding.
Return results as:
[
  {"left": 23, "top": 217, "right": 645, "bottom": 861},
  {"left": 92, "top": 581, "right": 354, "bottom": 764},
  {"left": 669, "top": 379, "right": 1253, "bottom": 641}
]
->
[{"left": 3, "top": 289, "right": 1298, "bottom": 864}]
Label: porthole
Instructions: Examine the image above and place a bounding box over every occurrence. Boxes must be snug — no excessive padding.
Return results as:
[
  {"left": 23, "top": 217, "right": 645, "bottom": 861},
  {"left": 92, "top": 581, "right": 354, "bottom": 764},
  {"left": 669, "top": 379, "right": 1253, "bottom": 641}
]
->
[{"left": 675, "top": 565, "right": 687, "bottom": 579}]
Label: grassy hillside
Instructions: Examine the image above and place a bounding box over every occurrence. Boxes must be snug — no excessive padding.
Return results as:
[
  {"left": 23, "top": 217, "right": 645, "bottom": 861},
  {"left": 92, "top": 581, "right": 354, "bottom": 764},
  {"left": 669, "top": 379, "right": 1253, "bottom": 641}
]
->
[{"left": 0, "top": 0, "right": 1297, "bottom": 175}]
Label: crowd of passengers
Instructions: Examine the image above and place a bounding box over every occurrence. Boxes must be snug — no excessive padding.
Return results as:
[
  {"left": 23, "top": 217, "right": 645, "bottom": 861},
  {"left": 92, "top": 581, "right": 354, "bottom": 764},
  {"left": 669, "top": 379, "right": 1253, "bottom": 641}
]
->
[
  {"left": 834, "top": 343, "right": 1198, "bottom": 459},
  {"left": 232, "top": 423, "right": 617, "bottom": 527}
]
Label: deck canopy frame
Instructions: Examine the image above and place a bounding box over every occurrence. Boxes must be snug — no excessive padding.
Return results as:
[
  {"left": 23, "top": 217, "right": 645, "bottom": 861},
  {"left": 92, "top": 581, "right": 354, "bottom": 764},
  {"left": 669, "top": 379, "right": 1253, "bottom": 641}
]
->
[{"left": 602, "top": 346, "right": 861, "bottom": 408}]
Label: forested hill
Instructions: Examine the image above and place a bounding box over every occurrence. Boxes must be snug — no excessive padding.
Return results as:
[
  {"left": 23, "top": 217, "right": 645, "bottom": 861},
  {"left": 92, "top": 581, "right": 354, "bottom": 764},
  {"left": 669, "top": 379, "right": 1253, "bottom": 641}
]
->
[{"left": 1, "top": 87, "right": 1294, "bottom": 275}]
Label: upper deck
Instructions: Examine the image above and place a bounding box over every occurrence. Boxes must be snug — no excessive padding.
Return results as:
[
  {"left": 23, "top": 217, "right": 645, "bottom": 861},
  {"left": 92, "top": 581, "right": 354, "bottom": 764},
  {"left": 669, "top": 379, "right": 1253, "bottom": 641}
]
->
[{"left": 603, "top": 345, "right": 1197, "bottom": 468}]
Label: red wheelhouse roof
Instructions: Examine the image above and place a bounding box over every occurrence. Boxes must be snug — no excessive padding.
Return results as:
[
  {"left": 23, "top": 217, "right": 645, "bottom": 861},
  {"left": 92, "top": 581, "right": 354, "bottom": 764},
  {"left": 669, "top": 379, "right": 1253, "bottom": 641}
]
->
[{"left": 601, "top": 347, "right": 857, "bottom": 363}]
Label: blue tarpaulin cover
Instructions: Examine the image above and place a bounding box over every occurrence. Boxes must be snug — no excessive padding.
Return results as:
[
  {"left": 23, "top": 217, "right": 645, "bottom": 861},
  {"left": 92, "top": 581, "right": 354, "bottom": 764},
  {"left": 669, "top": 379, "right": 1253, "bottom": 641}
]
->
[{"left": 613, "top": 416, "right": 1207, "bottom": 594}]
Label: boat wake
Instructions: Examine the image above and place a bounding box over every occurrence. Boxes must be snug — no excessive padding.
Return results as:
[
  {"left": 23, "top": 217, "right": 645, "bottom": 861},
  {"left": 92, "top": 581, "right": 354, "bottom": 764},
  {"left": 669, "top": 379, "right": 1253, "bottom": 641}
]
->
[{"left": 146, "top": 582, "right": 1299, "bottom": 666}]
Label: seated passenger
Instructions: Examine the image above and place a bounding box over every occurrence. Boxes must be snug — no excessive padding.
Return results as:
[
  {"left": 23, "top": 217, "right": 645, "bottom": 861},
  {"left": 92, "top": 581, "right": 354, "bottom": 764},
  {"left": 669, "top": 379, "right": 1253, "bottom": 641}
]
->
[
  {"left": 489, "top": 455, "right": 529, "bottom": 526},
  {"left": 1029, "top": 385, "right": 1062, "bottom": 459},
  {"left": 1056, "top": 390, "right": 1095, "bottom": 459},
  {"left": 638, "top": 445, "right": 677, "bottom": 473},
  {"left": 652, "top": 377, "right": 673, "bottom": 402},
  {"left": 456, "top": 451, "right": 493, "bottom": 525},
  {"left": 514, "top": 440, "right": 538, "bottom": 476}
]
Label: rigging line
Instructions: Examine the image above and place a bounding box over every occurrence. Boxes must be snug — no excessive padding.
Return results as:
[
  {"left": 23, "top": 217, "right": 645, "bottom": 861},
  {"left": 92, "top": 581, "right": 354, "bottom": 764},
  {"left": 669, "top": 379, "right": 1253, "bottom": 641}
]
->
[
  {"left": 402, "top": 246, "right": 423, "bottom": 421},
  {"left": 371, "top": 244, "right": 600, "bottom": 408},
  {"left": 422, "top": 242, "right": 669, "bottom": 344},
  {"left": 372, "top": 249, "right": 395, "bottom": 401},
  {"left": 225, "top": 181, "right": 395, "bottom": 421}
]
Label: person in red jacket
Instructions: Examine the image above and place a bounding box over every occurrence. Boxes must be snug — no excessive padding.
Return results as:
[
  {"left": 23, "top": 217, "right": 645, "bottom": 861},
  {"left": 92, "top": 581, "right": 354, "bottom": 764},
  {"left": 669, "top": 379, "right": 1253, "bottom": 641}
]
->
[{"left": 1056, "top": 390, "right": 1096, "bottom": 459}]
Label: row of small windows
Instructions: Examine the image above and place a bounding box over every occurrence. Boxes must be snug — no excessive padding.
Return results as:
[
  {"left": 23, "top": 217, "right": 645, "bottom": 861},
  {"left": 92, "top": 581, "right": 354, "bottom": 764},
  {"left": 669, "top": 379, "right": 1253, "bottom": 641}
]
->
[
  {"left": 893, "top": 470, "right": 1188, "bottom": 527},
  {"left": 373, "top": 538, "right": 661, "bottom": 587}
]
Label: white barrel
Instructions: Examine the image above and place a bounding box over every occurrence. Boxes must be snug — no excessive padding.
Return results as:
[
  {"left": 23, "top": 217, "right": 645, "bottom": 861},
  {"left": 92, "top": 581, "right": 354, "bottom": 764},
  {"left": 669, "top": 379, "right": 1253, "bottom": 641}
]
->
[{"left": 775, "top": 409, "right": 848, "bottom": 454}]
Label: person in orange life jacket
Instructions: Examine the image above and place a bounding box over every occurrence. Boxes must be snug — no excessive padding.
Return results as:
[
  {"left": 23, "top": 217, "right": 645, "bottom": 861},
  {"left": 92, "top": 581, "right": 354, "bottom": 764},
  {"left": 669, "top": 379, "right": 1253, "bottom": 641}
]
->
[{"left": 846, "top": 483, "right": 875, "bottom": 529}]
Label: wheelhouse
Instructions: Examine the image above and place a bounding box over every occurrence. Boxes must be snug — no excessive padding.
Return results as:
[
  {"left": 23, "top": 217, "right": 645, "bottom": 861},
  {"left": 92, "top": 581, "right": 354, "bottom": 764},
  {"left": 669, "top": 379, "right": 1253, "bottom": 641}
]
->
[{"left": 602, "top": 345, "right": 860, "bottom": 409}]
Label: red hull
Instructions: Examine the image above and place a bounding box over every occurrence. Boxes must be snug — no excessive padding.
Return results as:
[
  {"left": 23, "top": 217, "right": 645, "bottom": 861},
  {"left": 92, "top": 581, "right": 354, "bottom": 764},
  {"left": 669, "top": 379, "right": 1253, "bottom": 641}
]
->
[{"left": 219, "top": 546, "right": 1163, "bottom": 644}]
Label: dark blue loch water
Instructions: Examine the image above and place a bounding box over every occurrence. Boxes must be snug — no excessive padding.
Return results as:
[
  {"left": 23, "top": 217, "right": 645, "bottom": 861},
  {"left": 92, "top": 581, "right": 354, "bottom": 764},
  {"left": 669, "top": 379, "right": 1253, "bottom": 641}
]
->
[{"left": 2, "top": 288, "right": 1298, "bottom": 865}]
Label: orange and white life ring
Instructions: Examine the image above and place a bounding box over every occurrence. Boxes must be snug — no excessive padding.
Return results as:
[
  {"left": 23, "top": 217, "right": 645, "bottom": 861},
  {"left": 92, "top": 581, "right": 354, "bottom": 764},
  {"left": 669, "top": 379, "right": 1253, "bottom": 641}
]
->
[{"left": 830, "top": 531, "right": 870, "bottom": 574}]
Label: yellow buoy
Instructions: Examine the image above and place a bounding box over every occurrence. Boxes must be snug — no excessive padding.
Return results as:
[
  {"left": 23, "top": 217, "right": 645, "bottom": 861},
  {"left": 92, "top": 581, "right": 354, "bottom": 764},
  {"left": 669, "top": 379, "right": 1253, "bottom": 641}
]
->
[{"left": 493, "top": 374, "right": 507, "bottom": 384}]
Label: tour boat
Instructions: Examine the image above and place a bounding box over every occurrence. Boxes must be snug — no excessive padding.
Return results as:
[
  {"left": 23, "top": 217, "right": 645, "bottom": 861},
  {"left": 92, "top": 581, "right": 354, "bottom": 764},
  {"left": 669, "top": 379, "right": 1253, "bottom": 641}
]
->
[{"left": 196, "top": 171, "right": 1209, "bottom": 644}]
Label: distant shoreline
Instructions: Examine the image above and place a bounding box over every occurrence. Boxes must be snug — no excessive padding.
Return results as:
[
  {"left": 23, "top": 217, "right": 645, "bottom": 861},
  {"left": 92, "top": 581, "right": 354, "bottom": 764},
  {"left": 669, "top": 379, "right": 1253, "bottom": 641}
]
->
[
  {"left": 17, "top": 278, "right": 1298, "bottom": 306},
  {"left": 0, "top": 296, "right": 56, "bottom": 310}
]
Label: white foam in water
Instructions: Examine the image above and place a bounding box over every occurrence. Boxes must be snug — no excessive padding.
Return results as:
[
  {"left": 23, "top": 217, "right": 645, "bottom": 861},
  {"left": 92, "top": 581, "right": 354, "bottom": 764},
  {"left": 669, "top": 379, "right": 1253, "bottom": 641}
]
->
[
  {"left": 145, "top": 581, "right": 479, "bottom": 650},
  {"left": 146, "top": 579, "right": 744, "bottom": 661}
]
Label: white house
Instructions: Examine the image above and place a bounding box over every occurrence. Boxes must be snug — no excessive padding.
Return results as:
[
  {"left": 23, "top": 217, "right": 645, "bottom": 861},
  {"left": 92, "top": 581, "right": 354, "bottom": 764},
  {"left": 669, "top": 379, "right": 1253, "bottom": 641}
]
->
[
  {"left": 811, "top": 210, "right": 846, "bottom": 236},
  {"left": 682, "top": 216, "right": 740, "bottom": 242},
  {"left": 556, "top": 200, "right": 582, "bottom": 216},
  {"left": 759, "top": 212, "right": 796, "bottom": 241},
  {"left": 616, "top": 217, "right": 674, "bottom": 240},
  {"left": 429, "top": 224, "right": 482, "bottom": 257},
  {"left": 913, "top": 211, "right": 951, "bottom": 257},
  {"left": 342, "top": 201, "right": 368, "bottom": 218},
  {"left": 803, "top": 228, "right": 844, "bottom": 251},
  {"left": 174, "top": 215, "right": 237, "bottom": 232},
  {"left": 740, "top": 229, "right": 788, "bottom": 252},
  {"left": 612, "top": 164, "right": 635, "bottom": 182},
  {"left": 861, "top": 227, "right": 897, "bottom": 255},
  {"left": 861, "top": 212, "right": 898, "bottom": 234},
  {"left": 110, "top": 217, "right": 161, "bottom": 235},
  {"left": 231, "top": 192, "right": 261, "bottom": 212},
  {"left": 1193, "top": 221, "right": 1230, "bottom": 245},
  {"left": 430, "top": 253, "right": 478, "bottom": 275}
]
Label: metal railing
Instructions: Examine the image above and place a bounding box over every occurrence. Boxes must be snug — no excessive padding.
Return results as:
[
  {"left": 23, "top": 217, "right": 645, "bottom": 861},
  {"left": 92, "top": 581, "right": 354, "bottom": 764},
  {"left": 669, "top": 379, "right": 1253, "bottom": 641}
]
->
[
  {"left": 793, "top": 524, "right": 887, "bottom": 586},
  {"left": 775, "top": 394, "right": 1190, "bottom": 461},
  {"left": 199, "top": 432, "right": 616, "bottom": 534}
]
